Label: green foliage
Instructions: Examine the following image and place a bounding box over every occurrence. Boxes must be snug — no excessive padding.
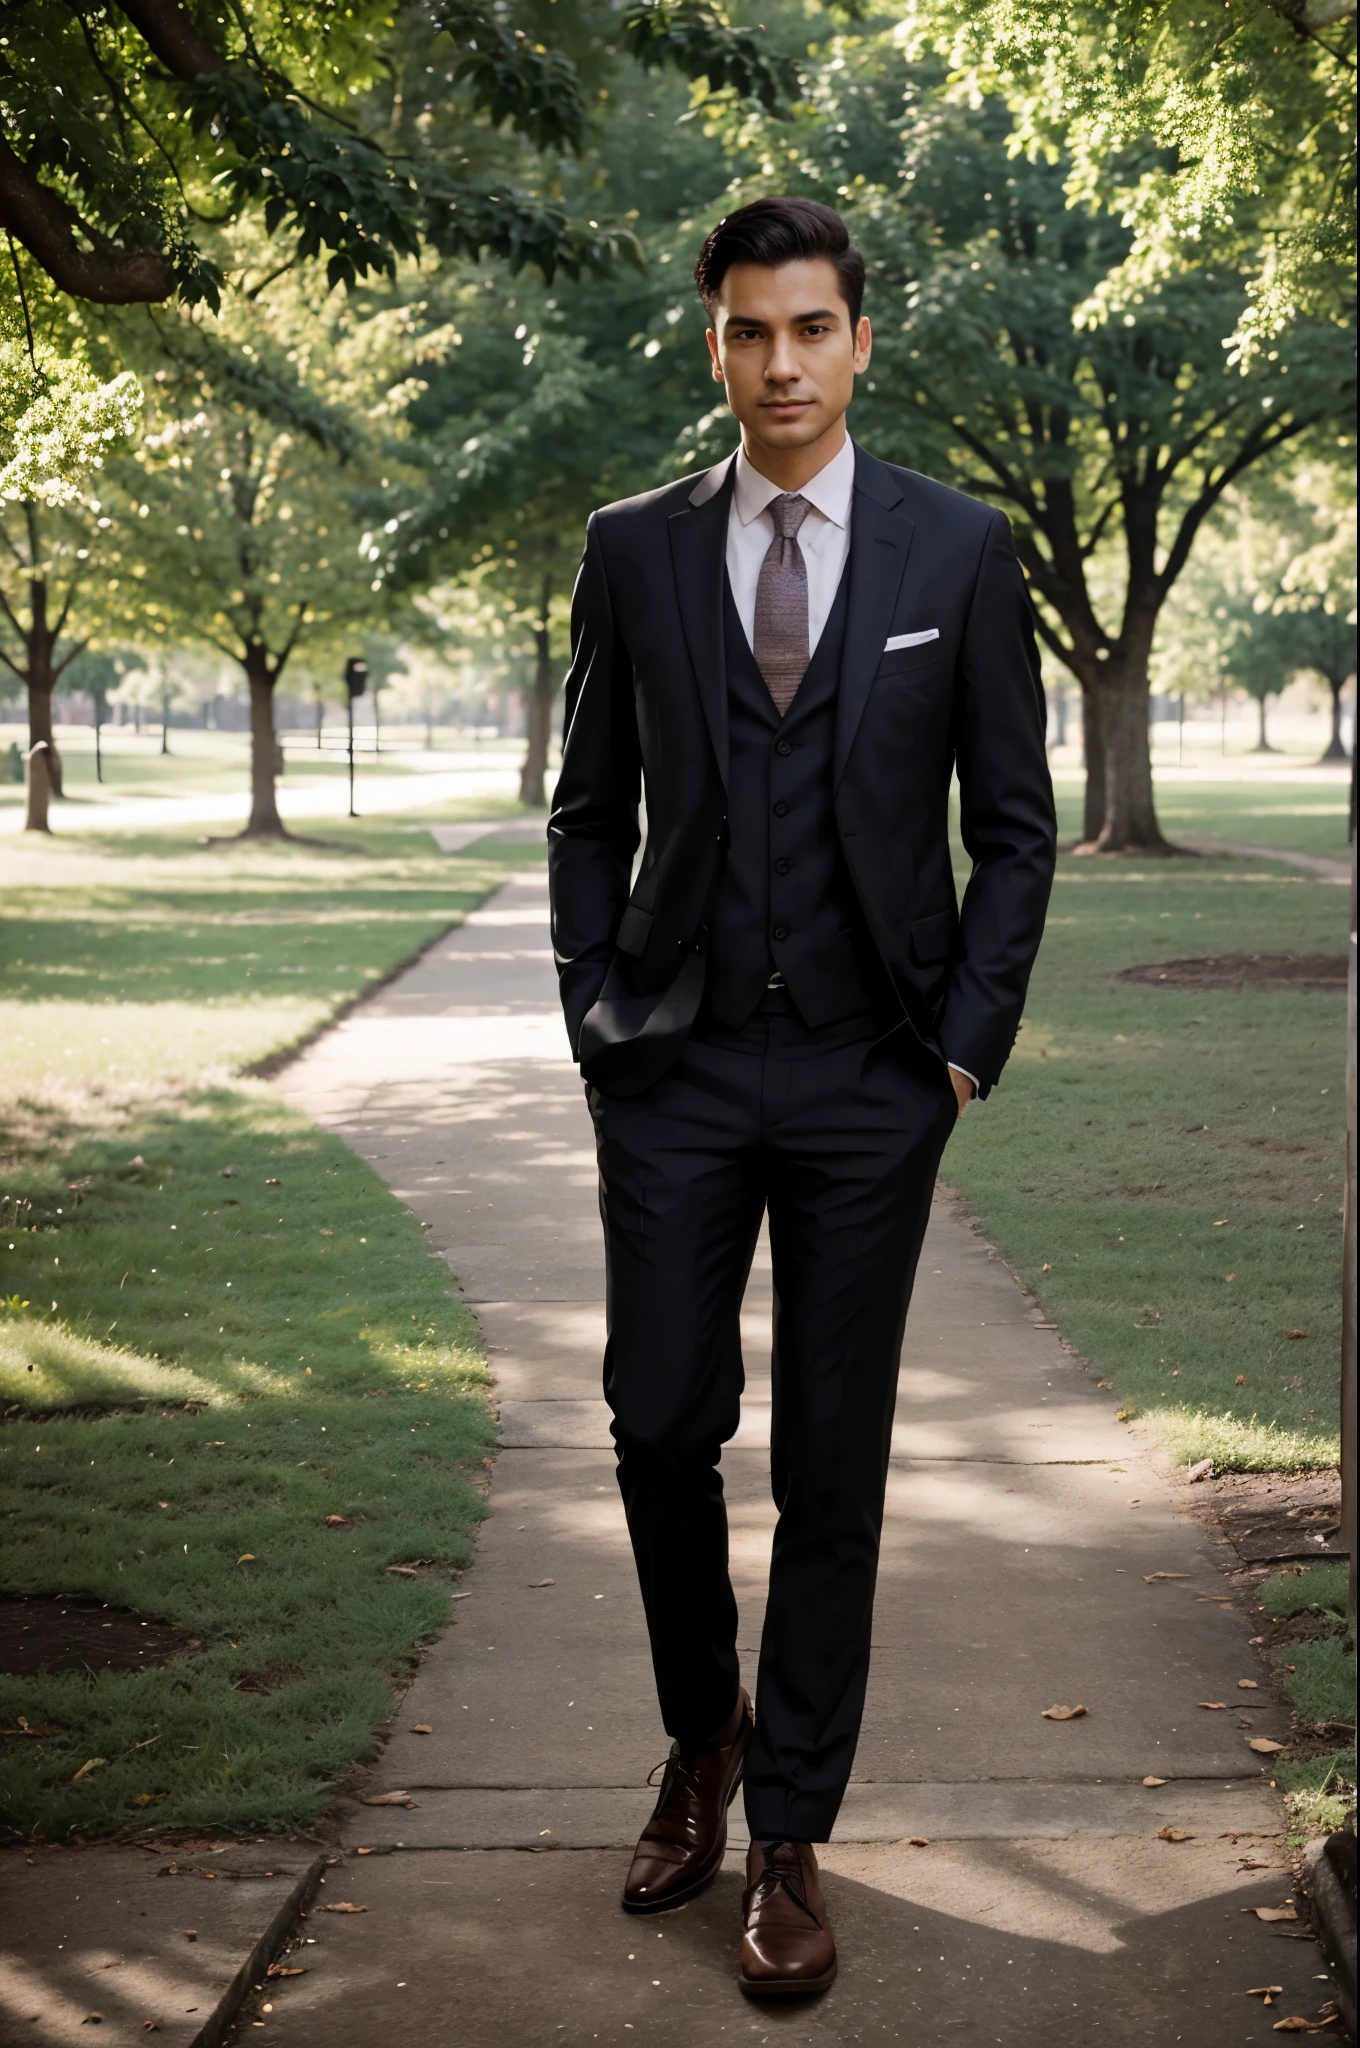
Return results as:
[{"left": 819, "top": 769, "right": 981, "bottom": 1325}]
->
[
  {"left": 0, "top": 0, "right": 787, "bottom": 310},
  {"left": 911, "top": 0, "right": 1357, "bottom": 359},
  {"left": 623, "top": 0, "right": 798, "bottom": 111}
]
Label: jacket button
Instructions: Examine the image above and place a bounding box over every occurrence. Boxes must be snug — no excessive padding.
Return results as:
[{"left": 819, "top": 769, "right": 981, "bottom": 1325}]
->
[
  {"left": 772, "top": 801, "right": 789, "bottom": 817},
  {"left": 774, "top": 857, "right": 791, "bottom": 875},
  {"left": 775, "top": 739, "right": 792, "bottom": 756},
  {"left": 772, "top": 925, "right": 789, "bottom": 942}
]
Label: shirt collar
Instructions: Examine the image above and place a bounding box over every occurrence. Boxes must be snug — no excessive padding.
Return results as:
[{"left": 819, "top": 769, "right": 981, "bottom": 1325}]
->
[{"left": 732, "top": 434, "right": 856, "bottom": 530}]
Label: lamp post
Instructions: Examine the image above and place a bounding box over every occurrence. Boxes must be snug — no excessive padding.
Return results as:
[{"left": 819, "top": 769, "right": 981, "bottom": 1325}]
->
[{"left": 344, "top": 658, "right": 369, "bottom": 819}]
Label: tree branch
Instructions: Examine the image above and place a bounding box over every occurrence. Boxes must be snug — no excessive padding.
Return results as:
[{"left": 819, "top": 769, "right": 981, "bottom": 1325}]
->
[
  {"left": 0, "top": 135, "right": 175, "bottom": 302},
  {"left": 109, "top": 0, "right": 224, "bottom": 81},
  {"left": 1156, "top": 414, "right": 1319, "bottom": 601}
]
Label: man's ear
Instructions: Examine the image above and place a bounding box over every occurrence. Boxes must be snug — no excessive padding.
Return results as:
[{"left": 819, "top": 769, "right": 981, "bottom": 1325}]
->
[
  {"left": 705, "top": 326, "right": 725, "bottom": 384},
  {"left": 853, "top": 316, "right": 873, "bottom": 374}
]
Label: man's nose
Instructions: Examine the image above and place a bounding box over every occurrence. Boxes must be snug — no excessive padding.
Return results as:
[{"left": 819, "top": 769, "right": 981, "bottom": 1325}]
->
[{"left": 764, "top": 336, "right": 801, "bottom": 384}]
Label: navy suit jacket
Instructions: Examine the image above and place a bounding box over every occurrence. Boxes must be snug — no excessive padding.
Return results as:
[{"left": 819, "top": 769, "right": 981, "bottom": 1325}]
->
[{"left": 548, "top": 441, "right": 1057, "bottom": 1097}]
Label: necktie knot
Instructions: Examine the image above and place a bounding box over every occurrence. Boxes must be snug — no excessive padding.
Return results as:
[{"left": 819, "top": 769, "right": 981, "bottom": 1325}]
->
[{"left": 770, "top": 493, "right": 810, "bottom": 541}]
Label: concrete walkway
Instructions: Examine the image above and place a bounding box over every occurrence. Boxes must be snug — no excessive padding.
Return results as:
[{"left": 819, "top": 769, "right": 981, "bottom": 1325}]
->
[{"left": 268, "top": 861, "right": 1330, "bottom": 2045}]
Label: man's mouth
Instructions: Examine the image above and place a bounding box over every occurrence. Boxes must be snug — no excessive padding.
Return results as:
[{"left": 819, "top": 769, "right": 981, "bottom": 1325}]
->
[{"left": 763, "top": 398, "right": 813, "bottom": 417}]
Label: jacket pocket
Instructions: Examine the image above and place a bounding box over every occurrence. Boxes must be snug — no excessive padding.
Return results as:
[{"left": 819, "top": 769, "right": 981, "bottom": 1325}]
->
[
  {"left": 615, "top": 902, "right": 654, "bottom": 957},
  {"left": 876, "top": 644, "right": 945, "bottom": 680},
  {"left": 909, "top": 908, "right": 957, "bottom": 966}
]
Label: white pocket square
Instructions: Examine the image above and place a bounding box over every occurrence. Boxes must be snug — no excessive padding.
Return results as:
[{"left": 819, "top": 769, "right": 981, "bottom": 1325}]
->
[{"left": 884, "top": 629, "right": 940, "bottom": 651}]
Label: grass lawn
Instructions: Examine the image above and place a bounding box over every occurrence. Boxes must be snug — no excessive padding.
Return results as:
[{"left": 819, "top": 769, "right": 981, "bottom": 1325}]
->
[
  {"left": 946, "top": 801, "right": 1349, "bottom": 1470},
  {"left": 0, "top": 817, "right": 545, "bottom": 1840}
]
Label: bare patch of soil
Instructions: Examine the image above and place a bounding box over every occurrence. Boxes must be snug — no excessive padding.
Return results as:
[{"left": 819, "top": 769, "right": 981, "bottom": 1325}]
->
[
  {"left": 0, "top": 1594, "right": 197, "bottom": 1677},
  {"left": 1116, "top": 952, "right": 1347, "bottom": 993},
  {"left": 1185, "top": 1469, "right": 1346, "bottom": 1566}
]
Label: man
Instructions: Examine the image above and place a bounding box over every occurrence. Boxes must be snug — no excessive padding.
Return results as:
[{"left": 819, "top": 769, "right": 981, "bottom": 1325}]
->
[{"left": 548, "top": 196, "right": 1056, "bottom": 1996}]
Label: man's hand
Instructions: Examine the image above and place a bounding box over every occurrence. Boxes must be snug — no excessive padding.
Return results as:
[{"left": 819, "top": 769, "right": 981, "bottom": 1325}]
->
[{"left": 949, "top": 1066, "right": 975, "bottom": 1119}]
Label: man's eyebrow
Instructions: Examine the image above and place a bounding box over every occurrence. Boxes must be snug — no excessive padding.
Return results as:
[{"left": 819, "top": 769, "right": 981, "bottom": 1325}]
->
[{"left": 722, "top": 305, "right": 841, "bottom": 327}]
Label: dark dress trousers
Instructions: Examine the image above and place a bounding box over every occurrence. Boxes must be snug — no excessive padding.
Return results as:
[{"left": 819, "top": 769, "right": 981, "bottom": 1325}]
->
[{"left": 549, "top": 443, "right": 1057, "bottom": 1841}]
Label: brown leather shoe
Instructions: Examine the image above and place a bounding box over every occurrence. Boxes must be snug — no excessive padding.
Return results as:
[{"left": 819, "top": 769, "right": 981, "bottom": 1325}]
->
[
  {"left": 621, "top": 1690, "right": 753, "bottom": 1914},
  {"left": 739, "top": 1839, "right": 837, "bottom": 1996}
]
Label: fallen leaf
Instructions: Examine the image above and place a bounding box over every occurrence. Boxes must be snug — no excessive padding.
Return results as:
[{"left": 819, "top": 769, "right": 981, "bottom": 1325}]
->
[
  {"left": 1249, "top": 1738, "right": 1286, "bottom": 1755},
  {"left": 1238, "top": 1860, "right": 1270, "bottom": 1872},
  {"left": 1199, "top": 1702, "right": 1229, "bottom": 1711},
  {"left": 1142, "top": 1776, "right": 1168, "bottom": 1787},
  {"left": 1235, "top": 1375, "right": 1249, "bottom": 1386},
  {"left": 385, "top": 1565, "right": 419, "bottom": 1578},
  {"left": 71, "top": 1758, "right": 106, "bottom": 1783},
  {"left": 134, "top": 1793, "right": 155, "bottom": 1807},
  {"left": 1283, "top": 1330, "right": 1309, "bottom": 1341},
  {"left": 324, "top": 1515, "right": 349, "bottom": 1527},
  {"left": 265, "top": 1178, "right": 282, "bottom": 1187},
  {"left": 80, "top": 2016, "right": 102, "bottom": 2026},
  {"left": 237, "top": 1554, "right": 256, "bottom": 1564},
  {"left": 1116, "top": 1410, "right": 1131, "bottom": 1422},
  {"left": 1041, "top": 1704, "right": 1087, "bottom": 1720},
  {"left": 1158, "top": 1827, "right": 1194, "bottom": 1842},
  {"left": 1144, "top": 1572, "right": 1190, "bottom": 1582},
  {"left": 1238, "top": 1679, "right": 1259, "bottom": 1690},
  {"left": 411, "top": 1724, "right": 432, "bottom": 1735},
  {"left": 360, "top": 1791, "right": 415, "bottom": 1807},
  {"left": 1247, "top": 1987, "right": 1284, "bottom": 2005},
  {"left": 907, "top": 1836, "right": 931, "bottom": 1847},
  {"left": 157, "top": 1501, "right": 170, "bottom": 1510},
  {"left": 1271, "top": 2019, "right": 1331, "bottom": 2033},
  {"left": 1, "top": 1722, "right": 62, "bottom": 1736},
  {"left": 320, "top": 1902, "right": 368, "bottom": 1913},
  {"left": 1128, "top": 1498, "right": 1142, "bottom": 1507},
  {"left": 1186, "top": 1457, "right": 1214, "bottom": 1482},
  {"left": 451, "top": 1592, "right": 472, "bottom": 1601},
  {"left": 266, "top": 1965, "right": 306, "bottom": 1978},
  {"left": 530, "top": 1579, "right": 555, "bottom": 1588},
  {"left": 355, "top": 1847, "right": 373, "bottom": 1855},
  {"left": 1247, "top": 1905, "right": 1299, "bottom": 1923},
  {"left": 143, "top": 2024, "right": 161, "bottom": 2034},
  {"left": 180, "top": 1931, "right": 197, "bottom": 1941}
]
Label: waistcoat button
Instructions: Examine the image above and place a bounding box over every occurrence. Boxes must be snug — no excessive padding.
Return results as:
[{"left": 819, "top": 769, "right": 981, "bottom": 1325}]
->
[
  {"left": 772, "top": 925, "right": 789, "bottom": 942},
  {"left": 775, "top": 738, "right": 792, "bottom": 756},
  {"left": 772, "top": 800, "right": 789, "bottom": 817},
  {"left": 774, "top": 857, "right": 791, "bottom": 875}
]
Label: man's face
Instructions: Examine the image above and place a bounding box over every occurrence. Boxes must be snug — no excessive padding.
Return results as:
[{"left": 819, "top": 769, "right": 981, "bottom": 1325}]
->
[{"left": 705, "top": 257, "right": 871, "bottom": 454}]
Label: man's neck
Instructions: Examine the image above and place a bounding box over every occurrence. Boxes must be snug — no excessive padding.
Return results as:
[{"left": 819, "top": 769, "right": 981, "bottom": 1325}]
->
[{"left": 740, "top": 419, "right": 849, "bottom": 494}]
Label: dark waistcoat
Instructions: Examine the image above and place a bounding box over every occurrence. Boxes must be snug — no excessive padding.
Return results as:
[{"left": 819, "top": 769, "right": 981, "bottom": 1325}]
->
[{"left": 702, "top": 565, "right": 889, "bottom": 1030}]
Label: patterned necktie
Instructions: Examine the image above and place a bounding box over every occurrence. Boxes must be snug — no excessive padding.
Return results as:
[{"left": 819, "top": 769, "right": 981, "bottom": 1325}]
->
[{"left": 753, "top": 493, "right": 811, "bottom": 715}]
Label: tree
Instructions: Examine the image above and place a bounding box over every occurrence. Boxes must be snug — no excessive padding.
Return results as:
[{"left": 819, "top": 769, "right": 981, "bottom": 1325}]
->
[
  {"left": 99, "top": 254, "right": 415, "bottom": 835},
  {"left": 1289, "top": 602, "right": 1359, "bottom": 763},
  {"left": 0, "top": 0, "right": 791, "bottom": 310},
  {"left": 830, "top": 73, "right": 1356, "bottom": 850},
  {"left": 1220, "top": 600, "right": 1292, "bottom": 753},
  {"left": 913, "top": 0, "right": 1356, "bottom": 361},
  {"left": 0, "top": 332, "right": 142, "bottom": 828}
]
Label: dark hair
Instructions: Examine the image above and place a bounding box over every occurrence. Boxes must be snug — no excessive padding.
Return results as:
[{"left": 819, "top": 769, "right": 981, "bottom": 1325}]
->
[{"left": 694, "top": 197, "right": 865, "bottom": 325}]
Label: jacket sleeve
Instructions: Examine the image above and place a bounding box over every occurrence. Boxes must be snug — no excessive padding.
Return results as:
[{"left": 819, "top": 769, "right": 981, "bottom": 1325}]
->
[
  {"left": 938, "top": 511, "right": 1057, "bottom": 1096},
  {"left": 548, "top": 513, "right": 642, "bottom": 1057}
]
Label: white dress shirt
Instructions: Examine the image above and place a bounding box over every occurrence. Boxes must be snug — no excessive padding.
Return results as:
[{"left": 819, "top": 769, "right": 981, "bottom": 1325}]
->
[{"left": 725, "top": 435, "right": 855, "bottom": 657}]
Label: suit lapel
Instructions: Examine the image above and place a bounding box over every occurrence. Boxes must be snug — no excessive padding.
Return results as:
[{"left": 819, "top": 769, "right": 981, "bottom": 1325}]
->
[
  {"left": 668, "top": 458, "right": 734, "bottom": 787},
  {"left": 834, "top": 448, "right": 916, "bottom": 789}
]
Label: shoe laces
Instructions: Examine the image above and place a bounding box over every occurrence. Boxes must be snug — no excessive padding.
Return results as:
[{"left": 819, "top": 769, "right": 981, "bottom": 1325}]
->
[
  {"left": 647, "top": 1747, "right": 702, "bottom": 1803},
  {"left": 748, "top": 1840, "right": 819, "bottom": 1922}
]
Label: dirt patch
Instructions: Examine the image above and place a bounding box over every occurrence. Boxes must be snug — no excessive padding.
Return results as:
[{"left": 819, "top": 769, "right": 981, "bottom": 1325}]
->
[
  {"left": 0, "top": 1595, "right": 198, "bottom": 1677},
  {"left": 1116, "top": 953, "right": 1348, "bottom": 993},
  {"left": 1186, "top": 1469, "right": 1346, "bottom": 1566}
]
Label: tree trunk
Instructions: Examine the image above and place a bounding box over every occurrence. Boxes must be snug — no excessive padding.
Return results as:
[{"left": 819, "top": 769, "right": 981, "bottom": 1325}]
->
[
  {"left": 1079, "top": 680, "right": 1106, "bottom": 844},
  {"left": 1093, "top": 662, "right": 1174, "bottom": 854},
  {"left": 23, "top": 575, "right": 61, "bottom": 830},
  {"left": 1253, "top": 694, "right": 1276, "bottom": 753},
  {"left": 1318, "top": 674, "right": 1351, "bottom": 764},
  {"left": 160, "top": 688, "right": 171, "bottom": 755},
  {"left": 244, "top": 643, "right": 285, "bottom": 836},
  {"left": 519, "top": 584, "right": 554, "bottom": 809}
]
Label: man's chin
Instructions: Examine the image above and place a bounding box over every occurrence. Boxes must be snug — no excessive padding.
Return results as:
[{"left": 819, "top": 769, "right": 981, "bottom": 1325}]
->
[{"left": 748, "top": 410, "right": 834, "bottom": 449}]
